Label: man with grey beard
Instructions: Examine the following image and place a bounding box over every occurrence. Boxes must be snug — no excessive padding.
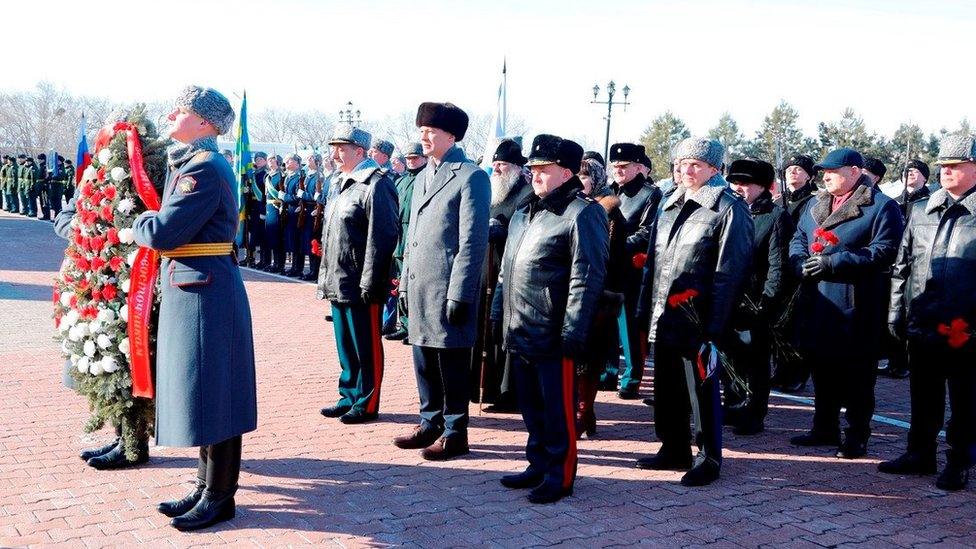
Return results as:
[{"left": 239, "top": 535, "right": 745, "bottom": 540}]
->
[{"left": 473, "top": 139, "right": 534, "bottom": 412}]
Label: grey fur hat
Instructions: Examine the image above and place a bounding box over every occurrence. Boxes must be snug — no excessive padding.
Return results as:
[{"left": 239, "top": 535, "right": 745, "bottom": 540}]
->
[
  {"left": 673, "top": 136, "right": 725, "bottom": 169},
  {"left": 175, "top": 85, "right": 235, "bottom": 135},
  {"left": 404, "top": 142, "right": 425, "bottom": 157},
  {"left": 936, "top": 134, "right": 976, "bottom": 165},
  {"left": 329, "top": 124, "right": 372, "bottom": 150},
  {"left": 371, "top": 139, "right": 395, "bottom": 156}
]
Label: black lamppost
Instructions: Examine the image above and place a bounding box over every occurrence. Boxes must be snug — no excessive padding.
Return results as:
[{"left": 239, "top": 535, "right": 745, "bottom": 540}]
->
[
  {"left": 590, "top": 81, "right": 631, "bottom": 161},
  {"left": 338, "top": 101, "right": 362, "bottom": 125}
]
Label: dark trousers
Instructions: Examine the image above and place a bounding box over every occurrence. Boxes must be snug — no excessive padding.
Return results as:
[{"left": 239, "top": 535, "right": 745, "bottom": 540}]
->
[
  {"left": 511, "top": 353, "right": 577, "bottom": 490},
  {"left": 724, "top": 326, "right": 771, "bottom": 424},
  {"left": 618, "top": 299, "right": 648, "bottom": 393},
  {"left": 48, "top": 183, "right": 63, "bottom": 218},
  {"left": 263, "top": 205, "right": 283, "bottom": 268},
  {"left": 653, "top": 344, "right": 723, "bottom": 467},
  {"left": 25, "top": 185, "right": 38, "bottom": 216},
  {"left": 907, "top": 342, "right": 976, "bottom": 466},
  {"left": 40, "top": 182, "right": 52, "bottom": 220},
  {"left": 3, "top": 190, "right": 16, "bottom": 212},
  {"left": 810, "top": 355, "right": 876, "bottom": 442},
  {"left": 413, "top": 346, "right": 471, "bottom": 438},
  {"left": 331, "top": 302, "right": 384, "bottom": 414},
  {"left": 195, "top": 436, "right": 242, "bottom": 493}
]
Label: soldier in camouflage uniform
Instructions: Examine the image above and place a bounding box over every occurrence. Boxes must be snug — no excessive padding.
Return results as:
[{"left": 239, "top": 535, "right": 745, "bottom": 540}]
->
[
  {"left": 18, "top": 155, "right": 35, "bottom": 217},
  {"left": 63, "top": 159, "right": 75, "bottom": 204}
]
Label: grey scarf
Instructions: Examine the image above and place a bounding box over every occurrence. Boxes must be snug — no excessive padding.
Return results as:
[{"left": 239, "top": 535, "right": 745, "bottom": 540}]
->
[{"left": 167, "top": 136, "right": 218, "bottom": 167}]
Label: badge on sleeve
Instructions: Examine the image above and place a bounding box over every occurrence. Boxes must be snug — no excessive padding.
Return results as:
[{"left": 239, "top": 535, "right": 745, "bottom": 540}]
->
[{"left": 178, "top": 176, "right": 197, "bottom": 193}]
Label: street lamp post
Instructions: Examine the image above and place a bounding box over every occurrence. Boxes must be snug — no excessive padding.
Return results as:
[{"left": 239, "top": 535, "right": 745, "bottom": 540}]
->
[
  {"left": 338, "top": 101, "right": 362, "bottom": 125},
  {"left": 590, "top": 81, "right": 631, "bottom": 161}
]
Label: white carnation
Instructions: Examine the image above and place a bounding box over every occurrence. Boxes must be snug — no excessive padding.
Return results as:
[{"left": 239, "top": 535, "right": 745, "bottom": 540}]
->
[
  {"left": 97, "top": 334, "right": 113, "bottom": 349},
  {"left": 120, "top": 279, "right": 131, "bottom": 293},
  {"left": 118, "top": 338, "right": 130, "bottom": 355},
  {"left": 119, "top": 305, "right": 128, "bottom": 322},
  {"left": 97, "top": 148, "right": 112, "bottom": 165},
  {"left": 88, "top": 319, "right": 103, "bottom": 334},
  {"left": 64, "top": 309, "right": 80, "bottom": 327},
  {"left": 126, "top": 250, "right": 138, "bottom": 266},
  {"left": 118, "top": 227, "right": 135, "bottom": 243},
  {"left": 59, "top": 292, "right": 73, "bottom": 307},
  {"left": 110, "top": 167, "right": 128, "bottom": 182},
  {"left": 88, "top": 360, "right": 104, "bottom": 376},
  {"left": 61, "top": 339, "right": 72, "bottom": 354},
  {"left": 83, "top": 339, "right": 97, "bottom": 357},
  {"left": 97, "top": 308, "right": 116, "bottom": 323},
  {"left": 82, "top": 165, "right": 97, "bottom": 181},
  {"left": 67, "top": 326, "right": 82, "bottom": 342},
  {"left": 58, "top": 320, "right": 70, "bottom": 334},
  {"left": 100, "top": 356, "right": 119, "bottom": 373},
  {"left": 70, "top": 354, "right": 81, "bottom": 365},
  {"left": 76, "top": 322, "right": 90, "bottom": 337},
  {"left": 77, "top": 356, "right": 90, "bottom": 373},
  {"left": 117, "top": 199, "right": 136, "bottom": 215}
]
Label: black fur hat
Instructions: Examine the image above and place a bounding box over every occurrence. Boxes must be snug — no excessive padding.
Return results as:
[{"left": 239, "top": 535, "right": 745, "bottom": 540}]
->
[
  {"left": 608, "top": 143, "right": 645, "bottom": 165},
  {"left": 727, "top": 158, "right": 775, "bottom": 189},
  {"left": 526, "top": 134, "right": 584, "bottom": 174},
  {"left": 784, "top": 154, "right": 815, "bottom": 177},
  {"left": 416, "top": 102, "right": 469, "bottom": 140},
  {"left": 582, "top": 150, "right": 605, "bottom": 166},
  {"left": 492, "top": 139, "right": 526, "bottom": 166}
]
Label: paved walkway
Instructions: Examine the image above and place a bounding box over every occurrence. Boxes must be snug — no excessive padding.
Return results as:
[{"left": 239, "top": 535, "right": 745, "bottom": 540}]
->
[{"left": 0, "top": 209, "right": 972, "bottom": 548}]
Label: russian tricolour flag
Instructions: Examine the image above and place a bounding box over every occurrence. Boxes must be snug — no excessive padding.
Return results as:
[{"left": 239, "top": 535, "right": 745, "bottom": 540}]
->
[{"left": 75, "top": 114, "right": 90, "bottom": 184}]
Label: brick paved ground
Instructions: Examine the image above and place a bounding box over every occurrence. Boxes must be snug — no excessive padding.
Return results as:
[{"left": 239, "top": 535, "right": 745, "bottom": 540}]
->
[{"left": 1, "top": 209, "right": 973, "bottom": 548}]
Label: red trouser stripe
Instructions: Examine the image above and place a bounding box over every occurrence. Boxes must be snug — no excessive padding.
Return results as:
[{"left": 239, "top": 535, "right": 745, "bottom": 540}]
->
[
  {"left": 562, "top": 357, "right": 578, "bottom": 489},
  {"left": 366, "top": 303, "right": 385, "bottom": 414}
]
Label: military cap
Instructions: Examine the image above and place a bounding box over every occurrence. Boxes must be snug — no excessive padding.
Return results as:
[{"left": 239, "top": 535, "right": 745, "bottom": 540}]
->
[
  {"left": 65, "top": 158, "right": 73, "bottom": 164},
  {"left": 526, "top": 134, "right": 584, "bottom": 174},
  {"left": 863, "top": 157, "right": 887, "bottom": 180},
  {"left": 403, "top": 142, "right": 425, "bottom": 157},
  {"left": 370, "top": 139, "right": 394, "bottom": 157},
  {"left": 17, "top": 154, "right": 26, "bottom": 159},
  {"left": 416, "top": 102, "right": 469, "bottom": 140},
  {"left": 175, "top": 85, "right": 235, "bottom": 135},
  {"left": 904, "top": 159, "right": 930, "bottom": 180},
  {"left": 784, "top": 154, "right": 815, "bottom": 177},
  {"left": 608, "top": 143, "right": 646, "bottom": 166},
  {"left": 221, "top": 149, "right": 234, "bottom": 157},
  {"left": 727, "top": 158, "right": 776, "bottom": 189},
  {"left": 815, "top": 148, "right": 864, "bottom": 170},
  {"left": 582, "top": 150, "right": 605, "bottom": 166},
  {"left": 328, "top": 124, "right": 372, "bottom": 150},
  {"left": 673, "top": 137, "right": 725, "bottom": 170},
  {"left": 253, "top": 151, "right": 268, "bottom": 160},
  {"left": 492, "top": 139, "right": 527, "bottom": 166},
  {"left": 639, "top": 152, "right": 653, "bottom": 171},
  {"left": 935, "top": 134, "right": 976, "bottom": 165},
  {"left": 37, "top": 153, "right": 46, "bottom": 160}
]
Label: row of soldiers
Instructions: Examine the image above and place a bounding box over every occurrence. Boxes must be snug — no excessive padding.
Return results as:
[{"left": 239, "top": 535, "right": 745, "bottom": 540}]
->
[
  {"left": 308, "top": 98, "right": 976, "bottom": 503},
  {"left": 0, "top": 153, "right": 75, "bottom": 220}
]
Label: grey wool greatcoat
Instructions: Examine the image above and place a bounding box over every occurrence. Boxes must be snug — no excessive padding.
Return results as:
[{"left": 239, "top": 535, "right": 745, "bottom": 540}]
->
[
  {"left": 132, "top": 150, "right": 258, "bottom": 447},
  {"left": 401, "top": 145, "right": 490, "bottom": 348}
]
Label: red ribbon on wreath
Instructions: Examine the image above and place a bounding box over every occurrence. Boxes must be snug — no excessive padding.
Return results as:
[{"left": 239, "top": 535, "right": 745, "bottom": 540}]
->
[{"left": 106, "top": 122, "right": 161, "bottom": 399}]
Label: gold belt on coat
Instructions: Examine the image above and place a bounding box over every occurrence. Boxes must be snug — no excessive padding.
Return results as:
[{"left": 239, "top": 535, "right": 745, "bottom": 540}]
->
[{"left": 160, "top": 242, "right": 234, "bottom": 258}]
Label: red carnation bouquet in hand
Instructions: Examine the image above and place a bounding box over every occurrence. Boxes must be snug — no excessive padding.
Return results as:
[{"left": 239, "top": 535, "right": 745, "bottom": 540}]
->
[
  {"left": 810, "top": 227, "right": 839, "bottom": 255},
  {"left": 667, "top": 288, "right": 749, "bottom": 395},
  {"left": 938, "top": 318, "right": 972, "bottom": 349}
]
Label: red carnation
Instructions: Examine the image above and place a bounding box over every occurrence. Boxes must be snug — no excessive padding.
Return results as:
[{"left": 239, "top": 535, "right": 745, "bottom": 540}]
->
[
  {"left": 90, "top": 190, "right": 104, "bottom": 205},
  {"left": 814, "top": 227, "right": 826, "bottom": 239},
  {"left": 82, "top": 306, "right": 98, "bottom": 319},
  {"left": 90, "top": 235, "right": 106, "bottom": 252},
  {"left": 76, "top": 278, "right": 90, "bottom": 291},
  {"left": 103, "top": 185, "right": 117, "bottom": 200},
  {"left": 91, "top": 288, "right": 102, "bottom": 302},
  {"left": 311, "top": 239, "right": 322, "bottom": 257},
  {"left": 74, "top": 256, "right": 91, "bottom": 271},
  {"left": 938, "top": 318, "right": 971, "bottom": 349},
  {"left": 101, "top": 284, "right": 118, "bottom": 301},
  {"left": 811, "top": 241, "right": 825, "bottom": 254},
  {"left": 822, "top": 231, "right": 840, "bottom": 245},
  {"left": 52, "top": 288, "right": 60, "bottom": 305},
  {"left": 81, "top": 183, "right": 94, "bottom": 198},
  {"left": 106, "top": 228, "right": 120, "bottom": 245},
  {"left": 668, "top": 288, "right": 699, "bottom": 309},
  {"left": 96, "top": 167, "right": 105, "bottom": 181},
  {"left": 73, "top": 232, "right": 85, "bottom": 247},
  {"left": 91, "top": 257, "right": 107, "bottom": 271},
  {"left": 109, "top": 256, "right": 124, "bottom": 271},
  {"left": 69, "top": 295, "right": 78, "bottom": 308},
  {"left": 632, "top": 252, "right": 648, "bottom": 269},
  {"left": 100, "top": 205, "right": 114, "bottom": 222}
]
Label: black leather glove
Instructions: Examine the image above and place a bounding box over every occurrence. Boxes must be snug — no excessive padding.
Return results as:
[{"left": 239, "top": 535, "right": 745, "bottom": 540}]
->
[
  {"left": 398, "top": 293, "right": 408, "bottom": 317},
  {"left": 802, "top": 255, "right": 831, "bottom": 280},
  {"left": 562, "top": 338, "right": 586, "bottom": 360},
  {"left": 488, "top": 216, "right": 507, "bottom": 243},
  {"left": 491, "top": 320, "right": 502, "bottom": 343},
  {"left": 446, "top": 299, "right": 469, "bottom": 325}
]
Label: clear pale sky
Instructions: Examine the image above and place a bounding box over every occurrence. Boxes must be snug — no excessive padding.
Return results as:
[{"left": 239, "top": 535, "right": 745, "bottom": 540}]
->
[{"left": 2, "top": 0, "right": 973, "bottom": 149}]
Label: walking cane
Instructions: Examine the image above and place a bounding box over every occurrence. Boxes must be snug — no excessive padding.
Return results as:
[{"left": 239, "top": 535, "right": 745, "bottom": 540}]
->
[{"left": 478, "top": 241, "right": 496, "bottom": 415}]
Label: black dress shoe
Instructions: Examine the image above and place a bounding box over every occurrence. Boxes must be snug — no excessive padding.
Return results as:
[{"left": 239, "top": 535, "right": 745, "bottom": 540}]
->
[
  {"left": 635, "top": 451, "right": 693, "bottom": 471},
  {"left": 878, "top": 452, "right": 937, "bottom": 475},
  {"left": 618, "top": 389, "right": 640, "bottom": 400},
  {"left": 527, "top": 482, "right": 572, "bottom": 504},
  {"left": 87, "top": 442, "right": 149, "bottom": 470},
  {"left": 779, "top": 381, "right": 806, "bottom": 393},
  {"left": 170, "top": 490, "right": 235, "bottom": 531},
  {"left": 500, "top": 470, "right": 544, "bottom": 489},
  {"left": 680, "top": 460, "right": 720, "bottom": 487},
  {"left": 339, "top": 410, "right": 378, "bottom": 424},
  {"left": 936, "top": 465, "right": 970, "bottom": 491},
  {"left": 836, "top": 439, "right": 868, "bottom": 459},
  {"left": 483, "top": 403, "right": 519, "bottom": 414},
  {"left": 320, "top": 404, "right": 351, "bottom": 418},
  {"left": 80, "top": 438, "right": 120, "bottom": 461},
  {"left": 790, "top": 431, "right": 840, "bottom": 447},
  {"left": 393, "top": 426, "right": 443, "bottom": 449},
  {"left": 299, "top": 273, "right": 316, "bottom": 281},
  {"left": 158, "top": 483, "right": 205, "bottom": 517},
  {"left": 733, "top": 420, "right": 764, "bottom": 436},
  {"left": 887, "top": 368, "right": 910, "bottom": 379},
  {"left": 383, "top": 328, "right": 408, "bottom": 341},
  {"left": 421, "top": 436, "right": 469, "bottom": 461}
]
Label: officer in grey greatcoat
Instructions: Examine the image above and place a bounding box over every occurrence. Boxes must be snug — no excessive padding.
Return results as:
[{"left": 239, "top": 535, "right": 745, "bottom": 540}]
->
[
  {"left": 133, "top": 86, "right": 257, "bottom": 531},
  {"left": 395, "top": 102, "right": 490, "bottom": 461}
]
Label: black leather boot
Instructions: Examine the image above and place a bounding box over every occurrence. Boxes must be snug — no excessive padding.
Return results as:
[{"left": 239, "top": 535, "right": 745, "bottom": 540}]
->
[
  {"left": 87, "top": 438, "right": 149, "bottom": 470},
  {"left": 170, "top": 436, "right": 241, "bottom": 531},
  {"left": 158, "top": 448, "right": 207, "bottom": 517},
  {"left": 80, "top": 438, "right": 120, "bottom": 461}
]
